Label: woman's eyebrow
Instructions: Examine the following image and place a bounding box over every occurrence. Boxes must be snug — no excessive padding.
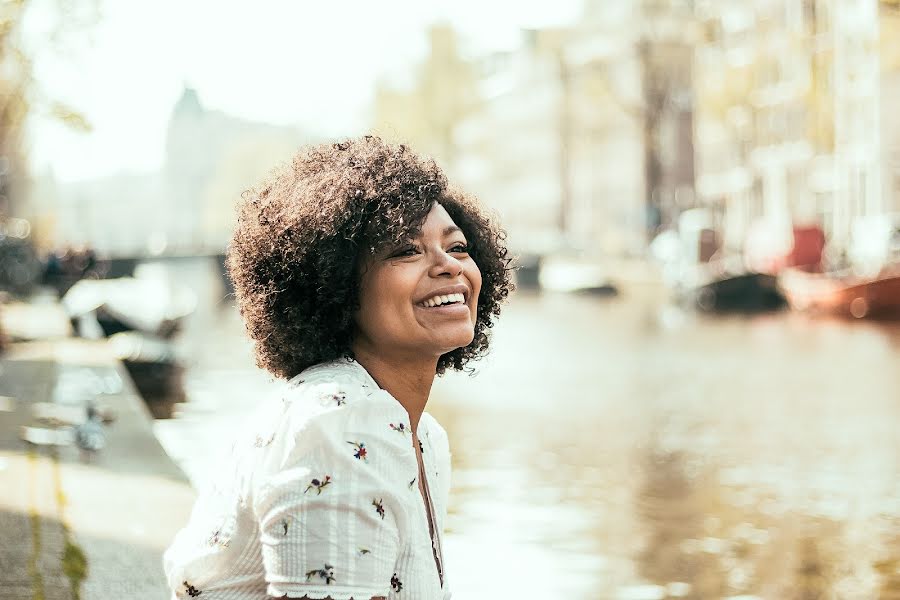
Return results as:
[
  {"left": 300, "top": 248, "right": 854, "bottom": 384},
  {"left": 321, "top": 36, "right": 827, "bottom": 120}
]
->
[{"left": 407, "top": 225, "right": 463, "bottom": 242}]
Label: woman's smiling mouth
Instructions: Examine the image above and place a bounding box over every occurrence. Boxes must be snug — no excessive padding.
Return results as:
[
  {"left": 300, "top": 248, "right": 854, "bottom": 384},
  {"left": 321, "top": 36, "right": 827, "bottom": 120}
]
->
[
  {"left": 418, "top": 292, "right": 465, "bottom": 308},
  {"left": 414, "top": 285, "right": 471, "bottom": 315}
]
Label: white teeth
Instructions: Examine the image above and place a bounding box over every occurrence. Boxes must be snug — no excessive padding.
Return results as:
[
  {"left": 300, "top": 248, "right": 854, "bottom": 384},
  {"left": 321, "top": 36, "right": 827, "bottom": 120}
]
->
[{"left": 420, "top": 292, "right": 465, "bottom": 307}]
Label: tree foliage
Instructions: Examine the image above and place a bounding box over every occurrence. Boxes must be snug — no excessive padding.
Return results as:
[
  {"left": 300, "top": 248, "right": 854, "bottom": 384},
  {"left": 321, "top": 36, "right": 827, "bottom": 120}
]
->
[
  {"left": 371, "top": 25, "right": 480, "bottom": 169},
  {"left": 0, "top": 0, "right": 97, "bottom": 216}
]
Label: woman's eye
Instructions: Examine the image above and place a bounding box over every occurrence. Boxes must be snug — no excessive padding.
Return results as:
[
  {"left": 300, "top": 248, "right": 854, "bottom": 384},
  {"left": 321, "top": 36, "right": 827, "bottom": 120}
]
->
[
  {"left": 450, "top": 243, "right": 469, "bottom": 253},
  {"left": 394, "top": 246, "right": 420, "bottom": 257}
]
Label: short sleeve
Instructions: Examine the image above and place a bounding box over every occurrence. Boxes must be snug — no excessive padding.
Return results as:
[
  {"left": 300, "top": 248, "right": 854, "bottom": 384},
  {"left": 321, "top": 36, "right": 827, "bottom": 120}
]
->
[{"left": 252, "top": 385, "right": 408, "bottom": 600}]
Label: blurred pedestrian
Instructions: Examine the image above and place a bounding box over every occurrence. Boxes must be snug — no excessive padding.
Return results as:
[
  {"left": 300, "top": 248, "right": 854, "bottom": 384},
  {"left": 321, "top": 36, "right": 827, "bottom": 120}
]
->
[
  {"left": 74, "top": 403, "right": 106, "bottom": 460},
  {"left": 0, "top": 304, "right": 7, "bottom": 354},
  {"left": 163, "top": 136, "right": 513, "bottom": 599}
]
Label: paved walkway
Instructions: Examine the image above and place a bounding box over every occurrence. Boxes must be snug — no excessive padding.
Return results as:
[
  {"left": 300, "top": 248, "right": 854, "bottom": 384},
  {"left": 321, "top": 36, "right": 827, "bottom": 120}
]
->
[{"left": 0, "top": 338, "right": 195, "bottom": 599}]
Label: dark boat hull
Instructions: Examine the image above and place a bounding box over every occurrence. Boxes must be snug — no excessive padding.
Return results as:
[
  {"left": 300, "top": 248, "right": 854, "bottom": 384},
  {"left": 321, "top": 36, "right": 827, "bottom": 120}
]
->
[
  {"left": 688, "top": 273, "right": 786, "bottom": 313},
  {"left": 95, "top": 304, "right": 184, "bottom": 339},
  {"left": 110, "top": 332, "right": 186, "bottom": 418},
  {"left": 779, "top": 267, "right": 900, "bottom": 319}
]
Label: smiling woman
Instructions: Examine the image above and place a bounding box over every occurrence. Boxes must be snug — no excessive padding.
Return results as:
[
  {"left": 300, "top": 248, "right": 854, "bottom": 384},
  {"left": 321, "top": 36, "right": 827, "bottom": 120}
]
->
[
  {"left": 163, "top": 136, "right": 513, "bottom": 599},
  {"left": 226, "top": 136, "right": 512, "bottom": 379},
  {"left": 354, "top": 203, "right": 484, "bottom": 372}
]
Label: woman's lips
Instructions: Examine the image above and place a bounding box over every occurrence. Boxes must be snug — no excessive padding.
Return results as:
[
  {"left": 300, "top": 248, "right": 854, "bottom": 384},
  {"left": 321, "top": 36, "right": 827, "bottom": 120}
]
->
[{"left": 414, "top": 302, "right": 470, "bottom": 316}]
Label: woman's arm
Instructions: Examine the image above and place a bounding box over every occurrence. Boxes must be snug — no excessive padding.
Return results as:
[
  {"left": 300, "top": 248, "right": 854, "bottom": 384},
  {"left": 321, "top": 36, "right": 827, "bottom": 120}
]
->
[{"left": 255, "top": 391, "right": 405, "bottom": 600}]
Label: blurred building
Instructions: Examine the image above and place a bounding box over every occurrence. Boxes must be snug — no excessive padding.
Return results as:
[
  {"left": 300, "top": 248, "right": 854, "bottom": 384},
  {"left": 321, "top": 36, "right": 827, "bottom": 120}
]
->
[
  {"left": 880, "top": 2, "right": 900, "bottom": 226},
  {"left": 450, "top": 0, "right": 899, "bottom": 265},
  {"left": 452, "top": 29, "right": 581, "bottom": 256},
  {"left": 452, "top": 2, "right": 703, "bottom": 258},
  {"left": 373, "top": 26, "right": 480, "bottom": 174},
  {"left": 164, "top": 87, "right": 311, "bottom": 254},
  {"left": 453, "top": 7, "right": 650, "bottom": 258},
  {"left": 693, "top": 0, "right": 895, "bottom": 263},
  {"left": 29, "top": 88, "right": 311, "bottom": 257},
  {"left": 28, "top": 169, "right": 164, "bottom": 256}
]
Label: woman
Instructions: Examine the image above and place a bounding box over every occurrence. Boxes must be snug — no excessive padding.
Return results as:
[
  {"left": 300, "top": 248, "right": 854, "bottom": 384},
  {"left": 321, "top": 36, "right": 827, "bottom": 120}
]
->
[{"left": 164, "top": 136, "right": 513, "bottom": 599}]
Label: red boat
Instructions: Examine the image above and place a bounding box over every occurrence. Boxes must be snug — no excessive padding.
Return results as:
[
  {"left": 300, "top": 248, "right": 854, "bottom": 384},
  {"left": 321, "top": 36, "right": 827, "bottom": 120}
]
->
[{"left": 778, "top": 264, "right": 900, "bottom": 319}]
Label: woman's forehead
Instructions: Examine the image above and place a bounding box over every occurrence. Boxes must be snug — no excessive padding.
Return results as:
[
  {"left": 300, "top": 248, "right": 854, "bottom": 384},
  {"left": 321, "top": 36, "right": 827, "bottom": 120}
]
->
[
  {"left": 414, "top": 204, "right": 464, "bottom": 238},
  {"left": 364, "top": 203, "right": 464, "bottom": 256}
]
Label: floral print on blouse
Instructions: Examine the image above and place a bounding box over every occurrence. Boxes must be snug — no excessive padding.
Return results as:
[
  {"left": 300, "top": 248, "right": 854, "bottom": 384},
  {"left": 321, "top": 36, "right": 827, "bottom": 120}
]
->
[{"left": 163, "top": 357, "right": 452, "bottom": 600}]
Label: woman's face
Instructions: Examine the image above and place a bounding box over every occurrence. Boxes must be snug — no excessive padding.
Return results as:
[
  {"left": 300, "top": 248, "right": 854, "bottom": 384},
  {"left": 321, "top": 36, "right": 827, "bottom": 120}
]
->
[{"left": 354, "top": 203, "right": 482, "bottom": 361}]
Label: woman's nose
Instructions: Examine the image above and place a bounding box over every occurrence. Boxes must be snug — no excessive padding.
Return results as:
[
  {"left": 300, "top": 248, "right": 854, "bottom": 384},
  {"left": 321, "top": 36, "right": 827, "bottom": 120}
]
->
[{"left": 429, "top": 250, "right": 463, "bottom": 278}]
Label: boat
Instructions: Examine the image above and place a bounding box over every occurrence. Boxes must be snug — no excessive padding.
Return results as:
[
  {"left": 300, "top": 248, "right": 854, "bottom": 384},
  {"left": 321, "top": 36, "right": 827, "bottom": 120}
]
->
[
  {"left": 779, "top": 213, "right": 900, "bottom": 319},
  {"left": 512, "top": 253, "right": 542, "bottom": 290},
  {"left": 62, "top": 275, "right": 197, "bottom": 339},
  {"left": 537, "top": 254, "right": 619, "bottom": 296},
  {"left": 690, "top": 271, "right": 786, "bottom": 313},
  {"left": 655, "top": 210, "right": 785, "bottom": 314},
  {"left": 109, "top": 331, "right": 187, "bottom": 418},
  {"left": 778, "top": 264, "right": 900, "bottom": 320},
  {"left": 672, "top": 255, "right": 785, "bottom": 313}
]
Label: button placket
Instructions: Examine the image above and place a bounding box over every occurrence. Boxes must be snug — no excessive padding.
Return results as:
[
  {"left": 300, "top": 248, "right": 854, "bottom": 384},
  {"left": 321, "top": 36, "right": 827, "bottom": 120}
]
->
[
  {"left": 422, "top": 428, "right": 445, "bottom": 583},
  {"left": 413, "top": 429, "right": 444, "bottom": 588}
]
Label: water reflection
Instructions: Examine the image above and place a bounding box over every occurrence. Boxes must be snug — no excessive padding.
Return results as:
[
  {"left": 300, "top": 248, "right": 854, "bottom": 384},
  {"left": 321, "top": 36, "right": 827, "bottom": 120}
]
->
[
  {"left": 429, "top": 291, "right": 900, "bottom": 599},
  {"left": 152, "top": 258, "right": 900, "bottom": 599}
]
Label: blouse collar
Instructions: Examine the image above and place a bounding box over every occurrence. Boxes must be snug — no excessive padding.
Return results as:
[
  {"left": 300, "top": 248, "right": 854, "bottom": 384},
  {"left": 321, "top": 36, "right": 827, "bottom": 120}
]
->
[
  {"left": 341, "top": 357, "right": 433, "bottom": 437},
  {"left": 344, "top": 357, "right": 382, "bottom": 392}
]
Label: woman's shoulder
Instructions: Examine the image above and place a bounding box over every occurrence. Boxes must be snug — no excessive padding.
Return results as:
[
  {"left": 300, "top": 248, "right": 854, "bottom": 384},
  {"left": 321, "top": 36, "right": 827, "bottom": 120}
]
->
[
  {"left": 272, "top": 358, "right": 370, "bottom": 412},
  {"left": 285, "top": 357, "right": 374, "bottom": 396},
  {"left": 279, "top": 359, "right": 396, "bottom": 417},
  {"left": 254, "top": 358, "right": 409, "bottom": 455},
  {"left": 248, "top": 360, "right": 415, "bottom": 497}
]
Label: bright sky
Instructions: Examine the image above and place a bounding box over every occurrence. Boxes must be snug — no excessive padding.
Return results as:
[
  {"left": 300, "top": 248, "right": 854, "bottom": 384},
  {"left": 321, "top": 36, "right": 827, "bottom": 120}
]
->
[{"left": 23, "top": 0, "right": 582, "bottom": 183}]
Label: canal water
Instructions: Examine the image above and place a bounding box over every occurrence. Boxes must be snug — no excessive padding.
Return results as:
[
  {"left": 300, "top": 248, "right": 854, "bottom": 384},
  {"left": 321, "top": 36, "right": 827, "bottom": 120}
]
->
[{"left": 151, "top": 257, "right": 900, "bottom": 600}]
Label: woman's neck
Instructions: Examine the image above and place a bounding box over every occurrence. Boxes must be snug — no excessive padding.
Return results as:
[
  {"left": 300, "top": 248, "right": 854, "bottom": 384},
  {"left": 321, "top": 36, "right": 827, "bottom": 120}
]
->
[{"left": 352, "top": 348, "right": 437, "bottom": 432}]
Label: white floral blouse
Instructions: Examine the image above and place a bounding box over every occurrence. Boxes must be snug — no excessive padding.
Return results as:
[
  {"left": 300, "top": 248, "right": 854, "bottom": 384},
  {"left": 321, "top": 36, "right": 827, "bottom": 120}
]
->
[{"left": 163, "top": 358, "right": 452, "bottom": 600}]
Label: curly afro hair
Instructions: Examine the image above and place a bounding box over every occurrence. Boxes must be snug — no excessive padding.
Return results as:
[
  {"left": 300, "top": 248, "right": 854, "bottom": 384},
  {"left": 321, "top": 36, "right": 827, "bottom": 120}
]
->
[{"left": 226, "top": 135, "right": 514, "bottom": 379}]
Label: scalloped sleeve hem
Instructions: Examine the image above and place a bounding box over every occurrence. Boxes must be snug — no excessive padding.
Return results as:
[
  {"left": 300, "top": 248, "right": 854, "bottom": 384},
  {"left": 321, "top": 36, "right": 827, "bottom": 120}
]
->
[{"left": 267, "top": 582, "right": 388, "bottom": 599}]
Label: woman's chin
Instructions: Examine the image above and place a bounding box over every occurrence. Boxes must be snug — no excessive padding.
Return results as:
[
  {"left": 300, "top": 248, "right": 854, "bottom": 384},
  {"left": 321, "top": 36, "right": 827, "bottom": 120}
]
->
[
  {"left": 437, "top": 330, "right": 476, "bottom": 353},
  {"left": 417, "top": 326, "right": 473, "bottom": 356}
]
